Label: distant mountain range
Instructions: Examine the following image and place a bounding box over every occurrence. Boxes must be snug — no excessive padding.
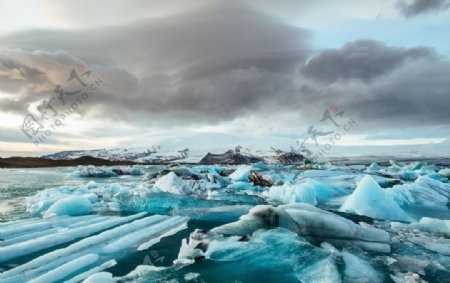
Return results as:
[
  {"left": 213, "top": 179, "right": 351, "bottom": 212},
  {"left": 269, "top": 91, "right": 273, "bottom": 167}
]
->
[
  {"left": 41, "top": 147, "right": 190, "bottom": 163},
  {"left": 41, "top": 146, "right": 306, "bottom": 165}
]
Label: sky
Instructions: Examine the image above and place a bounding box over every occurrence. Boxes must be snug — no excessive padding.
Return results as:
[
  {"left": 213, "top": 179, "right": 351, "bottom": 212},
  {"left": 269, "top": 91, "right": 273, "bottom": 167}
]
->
[{"left": 0, "top": 0, "right": 449, "bottom": 157}]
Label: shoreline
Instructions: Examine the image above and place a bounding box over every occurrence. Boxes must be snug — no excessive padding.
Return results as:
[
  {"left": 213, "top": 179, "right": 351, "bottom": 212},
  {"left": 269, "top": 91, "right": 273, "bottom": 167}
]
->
[{"left": 1, "top": 156, "right": 450, "bottom": 168}]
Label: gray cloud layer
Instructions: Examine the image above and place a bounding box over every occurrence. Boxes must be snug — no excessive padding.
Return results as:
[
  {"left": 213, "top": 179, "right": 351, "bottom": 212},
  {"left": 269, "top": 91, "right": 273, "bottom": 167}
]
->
[
  {"left": 0, "top": 1, "right": 449, "bottom": 133},
  {"left": 396, "top": 0, "right": 450, "bottom": 17},
  {"left": 302, "top": 40, "right": 435, "bottom": 83}
]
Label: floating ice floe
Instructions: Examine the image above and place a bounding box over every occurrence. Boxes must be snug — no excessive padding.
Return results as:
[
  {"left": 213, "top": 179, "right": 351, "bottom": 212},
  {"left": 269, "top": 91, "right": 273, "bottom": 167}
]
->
[
  {"left": 44, "top": 196, "right": 93, "bottom": 217},
  {"left": 340, "top": 175, "right": 412, "bottom": 222},
  {"left": 24, "top": 181, "right": 131, "bottom": 216},
  {"left": 438, "top": 168, "right": 450, "bottom": 178},
  {"left": 391, "top": 217, "right": 450, "bottom": 237},
  {"left": 112, "top": 165, "right": 145, "bottom": 176},
  {"left": 366, "top": 162, "right": 382, "bottom": 172},
  {"left": 387, "top": 176, "right": 450, "bottom": 207},
  {"left": 153, "top": 172, "right": 212, "bottom": 198},
  {"left": 82, "top": 272, "right": 114, "bottom": 283},
  {"left": 210, "top": 203, "right": 391, "bottom": 253},
  {"left": 70, "top": 165, "right": 118, "bottom": 178},
  {"left": 179, "top": 228, "right": 342, "bottom": 282},
  {"left": 0, "top": 213, "right": 188, "bottom": 283},
  {"left": 342, "top": 249, "right": 384, "bottom": 283},
  {"left": 264, "top": 179, "right": 346, "bottom": 205},
  {"left": 265, "top": 182, "right": 318, "bottom": 205},
  {"left": 228, "top": 165, "right": 252, "bottom": 181}
]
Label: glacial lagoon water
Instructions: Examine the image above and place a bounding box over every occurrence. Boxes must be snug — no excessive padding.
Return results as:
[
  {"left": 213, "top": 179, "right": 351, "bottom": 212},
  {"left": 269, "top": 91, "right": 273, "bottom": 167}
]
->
[{"left": 0, "top": 162, "right": 449, "bottom": 282}]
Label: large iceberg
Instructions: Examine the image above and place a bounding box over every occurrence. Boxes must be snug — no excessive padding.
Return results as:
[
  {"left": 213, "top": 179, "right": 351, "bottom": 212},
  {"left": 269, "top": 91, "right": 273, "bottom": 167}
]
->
[
  {"left": 178, "top": 228, "right": 342, "bottom": 283},
  {"left": 211, "top": 203, "right": 391, "bottom": 253},
  {"left": 340, "top": 175, "right": 412, "bottom": 222}
]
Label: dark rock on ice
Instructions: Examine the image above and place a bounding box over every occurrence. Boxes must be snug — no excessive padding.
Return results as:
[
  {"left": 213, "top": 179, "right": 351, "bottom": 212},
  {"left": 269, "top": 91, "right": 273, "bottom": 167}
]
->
[
  {"left": 112, "top": 169, "right": 124, "bottom": 175},
  {"left": 327, "top": 209, "right": 375, "bottom": 224},
  {"left": 219, "top": 169, "right": 236, "bottom": 177},
  {"left": 248, "top": 171, "right": 273, "bottom": 187}
]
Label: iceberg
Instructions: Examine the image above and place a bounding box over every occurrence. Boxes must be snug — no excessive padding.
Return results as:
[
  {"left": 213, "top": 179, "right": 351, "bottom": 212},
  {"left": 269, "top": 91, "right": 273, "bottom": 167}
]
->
[
  {"left": 265, "top": 182, "right": 317, "bottom": 205},
  {"left": 392, "top": 217, "right": 450, "bottom": 237},
  {"left": 228, "top": 165, "right": 252, "bottom": 181},
  {"left": 180, "top": 228, "right": 341, "bottom": 283},
  {"left": 387, "top": 175, "right": 450, "bottom": 207},
  {"left": 153, "top": 172, "right": 211, "bottom": 198},
  {"left": 154, "top": 172, "right": 188, "bottom": 195},
  {"left": 438, "top": 168, "right": 450, "bottom": 178},
  {"left": 366, "top": 162, "right": 381, "bottom": 172},
  {"left": 44, "top": 196, "right": 93, "bottom": 217},
  {"left": 265, "top": 179, "right": 346, "bottom": 205},
  {"left": 24, "top": 181, "right": 133, "bottom": 215},
  {"left": 82, "top": 272, "right": 114, "bottom": 283},
  {"left": 342, "top": 250, "right": 383, "bottom": 283},
  {"left": 399, "top": 170, "right": 417, "bottom": 181},
  {"left": 112, "top": 165, "right": 145, "bottom": 176},
  {"left": 340, "top": 175, "right": 412, "bottom": 222},
  {"left": 417, "top": 217, "right": 450, "bottom": 236},
  {"left": 70, "top": 165, "right": 118, "bottom": 178},
  {"left": 211, "top": 204, "right": 391, "bottom": 253}
]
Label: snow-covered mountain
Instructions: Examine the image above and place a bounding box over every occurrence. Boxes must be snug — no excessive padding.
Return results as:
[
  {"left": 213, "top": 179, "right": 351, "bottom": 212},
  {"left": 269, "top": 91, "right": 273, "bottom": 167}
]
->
[
  {"left": 40, "top": 145, "right": 306, "bottom": 164},
  {"left": 41, "top": 146, "right": 195, "bottom": 163}
]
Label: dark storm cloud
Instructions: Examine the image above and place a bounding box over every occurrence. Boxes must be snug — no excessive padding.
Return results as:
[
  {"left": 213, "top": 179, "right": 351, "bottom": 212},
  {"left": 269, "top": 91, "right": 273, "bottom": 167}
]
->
[
  {"left": 301, "top": 57, "right": 450, "bottom": 129},
  {"left": 0, "top": 1, "right": 310, "bottom": 123},
  {"left": 396, "top": 0, "right": 450, "bottom": 17},
  {"left": 0, "top": 1, "right": 449, "bottom": 131},
  {"left": 296, "top": 40, "right": 450, "bottom": 130},
  {"left": 0, "top": 55, "right": 49, "bottom": 93},
  {"left": 302, "top": 40, "right": 435, "bottom": 84}
]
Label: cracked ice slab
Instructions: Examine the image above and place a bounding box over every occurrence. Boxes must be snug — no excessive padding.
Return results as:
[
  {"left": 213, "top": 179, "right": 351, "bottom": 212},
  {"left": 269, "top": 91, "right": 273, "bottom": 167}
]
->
[
  {"left": 0, "top": 213, "right": 147, "bottom": 262},
  {"left": 0, "top": 214, "right": 188, "bottom": 283}
]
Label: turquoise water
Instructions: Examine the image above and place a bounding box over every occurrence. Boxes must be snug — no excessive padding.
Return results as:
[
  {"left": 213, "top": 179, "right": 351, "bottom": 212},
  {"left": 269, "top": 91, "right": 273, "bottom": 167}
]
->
[
  {"left": 0, "top": 167, "right": 144, "bottom": 221},
  {"left": 0, "top": 167, "right": 240, "bottom": 281},
  {"left": 1, "top": 165, "right": 449, "bottom": 282}
]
